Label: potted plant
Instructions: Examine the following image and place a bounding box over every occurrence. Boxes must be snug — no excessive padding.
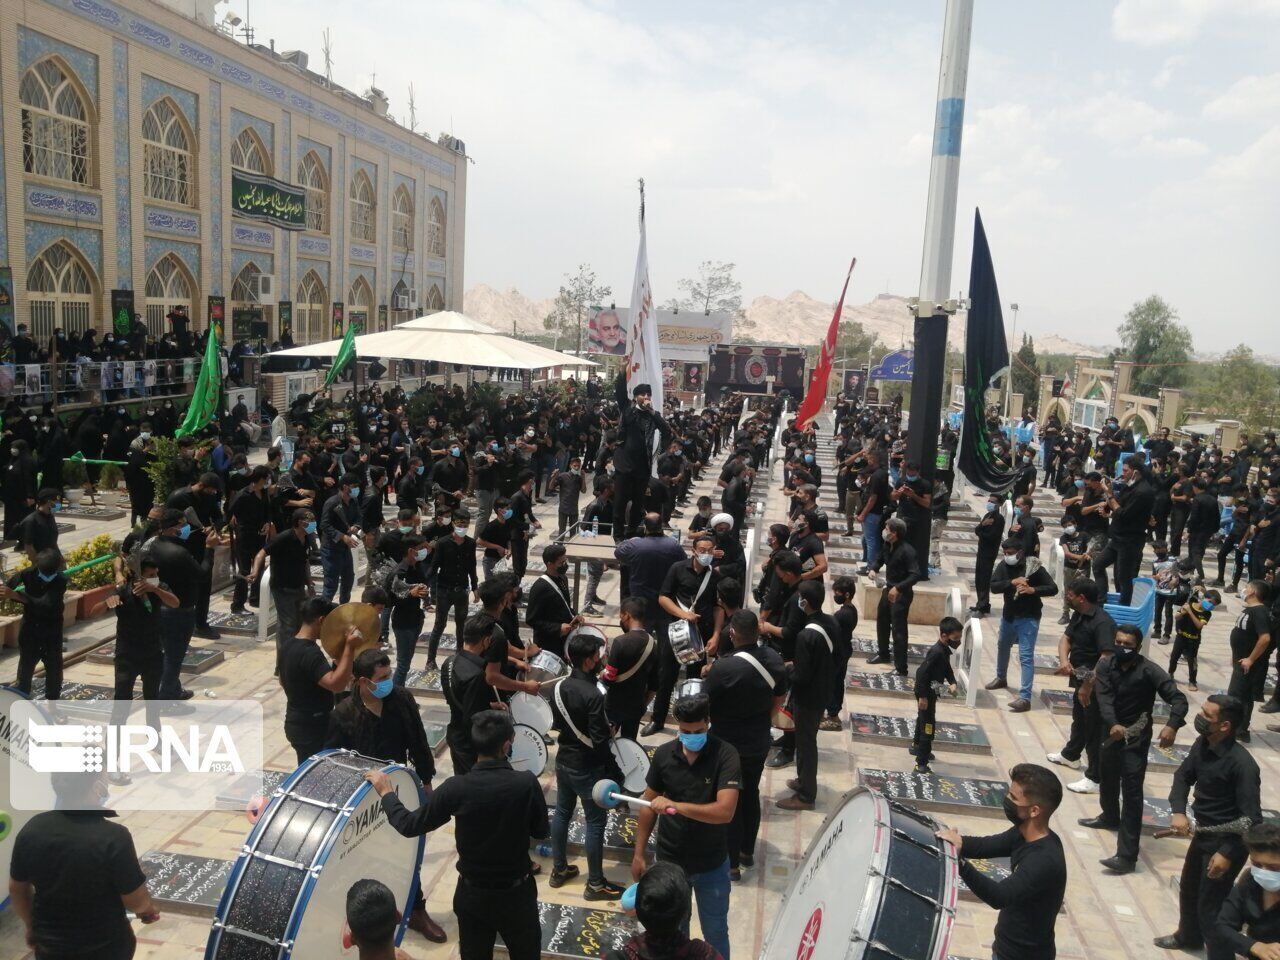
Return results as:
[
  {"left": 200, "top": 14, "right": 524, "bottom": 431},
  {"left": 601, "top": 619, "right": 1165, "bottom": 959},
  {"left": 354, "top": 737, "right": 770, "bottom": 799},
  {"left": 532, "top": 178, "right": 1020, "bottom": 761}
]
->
[
  {"left": 62, "top": 457, "right": 88, "bottom": 506},
  {"left": 68, "top": 534, "right": 120, "bottom": 621}
]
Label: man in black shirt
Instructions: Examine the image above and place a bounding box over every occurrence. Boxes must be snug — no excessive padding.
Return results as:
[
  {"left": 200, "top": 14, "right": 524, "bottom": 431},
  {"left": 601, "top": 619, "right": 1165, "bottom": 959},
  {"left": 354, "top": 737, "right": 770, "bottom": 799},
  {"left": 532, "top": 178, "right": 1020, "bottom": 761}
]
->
[
  {"left": 777, "top": 580, "right": 836, "bottom": 811},
  {"left": 145, "top": 508, "right": 211, "bottom": 700},
  {"left": 890, "top": 459, "right": 932, "bottom": 578},
  {"left": 631, "top": 693, "right": 740, "bottom": 960},
  {"left": 14, "top": 487, "right": 59, "bottom": 562},
  {"left": 476, "top": 497, "right": 513, "bottom": 582},
  {"left": 1215, "top": 820, "right": 1280, "bottom": 960},
  {"left": 526, "top": 542, "right": 582, "bottom": 659},
  {"left": 1048, "top": 579, "right": 1116, "bottom": 793},
  {"left": 1, "top": 548, "right": 67, "bottom": 699},
  {"left": 320, "top": 475, "right": 363, "bottom": 603},
  {"left": 424, "top": 509, "right": 479, "bottom": 669},
  {"left": 1080, "top": 624, "right": 1188, "bottom": 873},
  {"left": 508, "top": 470, "right": 540, "bottom": 580},
  {"left": 604, "top": 597, "right": 659, "bottom": 740},
  {"left": 654, "top": 535, "right": 723, "bottom": 732},
  {"left": 705, "top": 610, "right": 786, "bottom": 879},
  {"left": 1186, "top": 477, "right": 1221, "bottom": 582},
  {"left": 614, "top": 378, "right": 671, "bottom": 539},
  {"left": 252, "top": 509, "right": 316, "bottom": 674},
  {"left": 278, "top": 597, "right": 357, "bottom": 763},
  {"left": 442, "top": 614, "right": 505, "bottom": 774},
  {"left": 369, "top": 710, "right": 548, "bottom": 960},
  {"left": 870, "top": 517, "right": 920, "bottom": 675},
  {"left": 9, "top": 771, "right": 160, "bottom": 960},
  {"left": 165, "top": 471, "right": 226, "bottom": 638},
  {"left": 1227, "top": 579, "right": 1274, "bottom": 740},
  {"left": 1155, "top": 694, "right": 1262, "bottom": 956},
  {"left": 912, "top": 617, "right": 962, "bottom": 773},
  {"left": 1092, "top": 458, "right": 1155, "bottom": 605},
  {"left": 987, "top": 537, "right": 1058, "bottom": 712},
  {"left": 970, "top": 494, "right": 1006, "bottom": 617},
  {"left": 228, "top": 466, "right": 273, "bottom": 614},
  {"left": 856, "top": 450, "right": 890, "bottom": 570},
  {"left": 548, "top": 632, "right": 626, "bottom": 899},
  {"left": 325, "top": 648, "right": 447, "bottom": 944},
  {"left": 937, "top": 763, "right": 1067, "bottom": 960}
]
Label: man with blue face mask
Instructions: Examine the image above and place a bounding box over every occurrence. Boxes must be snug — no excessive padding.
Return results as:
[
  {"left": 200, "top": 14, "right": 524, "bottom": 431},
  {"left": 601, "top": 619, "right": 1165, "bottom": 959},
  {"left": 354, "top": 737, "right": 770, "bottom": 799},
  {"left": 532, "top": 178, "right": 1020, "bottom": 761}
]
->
[
  {"left": 970, "top": 494, "right": 1006, "bottom": 618},
  {"left": 320, "top": 476, "right": 363, "bottom": 603},
  {"left": 146, "top": 508, "right": 212, "bottom": 700},
  {"left": 325, "top": 648, "right": 446, "bottom": 944},
  {"left": 0, "top": 546, "right": 67, "bottom": 699},
  {"left": 1215, "top": 820, "right": 1280, "bottom": 959},
  {"left": 890, "top": 459, "right": 932, "bottom": 580},
  {"left": 632, "top": 692, "right": 740, "bottom": 959}
]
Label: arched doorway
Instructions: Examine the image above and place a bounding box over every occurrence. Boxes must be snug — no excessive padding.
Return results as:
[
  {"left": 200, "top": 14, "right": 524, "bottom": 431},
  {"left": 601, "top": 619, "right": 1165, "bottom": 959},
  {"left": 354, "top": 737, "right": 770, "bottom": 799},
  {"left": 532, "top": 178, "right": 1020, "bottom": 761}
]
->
[
  {"left": 26, "top": 241, "right": 97, "bottom": 341},
  {"left": 296, "top": 270, "right": 328, "bottom": 345},
  {"left": 144, "top": 254, "right": 196, "bottom": 332}
]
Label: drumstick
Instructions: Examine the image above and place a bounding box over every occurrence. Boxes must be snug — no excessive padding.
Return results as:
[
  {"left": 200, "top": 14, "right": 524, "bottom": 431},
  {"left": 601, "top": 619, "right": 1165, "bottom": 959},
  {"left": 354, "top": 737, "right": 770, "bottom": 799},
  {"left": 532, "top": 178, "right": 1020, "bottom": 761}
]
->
[{"left": 592, "top": 779, "right": 676, "bottom": 815}]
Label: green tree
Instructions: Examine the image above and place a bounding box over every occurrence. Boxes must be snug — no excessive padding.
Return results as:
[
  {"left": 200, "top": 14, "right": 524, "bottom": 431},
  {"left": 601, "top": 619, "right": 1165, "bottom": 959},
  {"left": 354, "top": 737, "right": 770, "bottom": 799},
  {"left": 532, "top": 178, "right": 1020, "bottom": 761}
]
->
[
  {"left": 1117, "top": 295, "right": 1194, "bottom": 395},
  {"left": 1011, "top": 333, "right": 1039, "bottom": 405},
  {"left": 1192, "top": 345, "right": 1280, "bottom": 432},
  {"left": 672, "top": 261, "right": 743, "bottom": 316},
  {"left": 542, "top": 264, "right": 611, "bottom": 354}
]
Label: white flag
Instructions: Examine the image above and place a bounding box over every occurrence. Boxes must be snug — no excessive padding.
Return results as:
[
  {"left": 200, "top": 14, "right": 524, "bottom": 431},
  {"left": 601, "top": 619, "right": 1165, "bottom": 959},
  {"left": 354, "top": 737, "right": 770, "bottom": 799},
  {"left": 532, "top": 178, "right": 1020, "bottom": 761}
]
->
[{"left": 624, "top": 180, "right": 663, "bottom": 412}]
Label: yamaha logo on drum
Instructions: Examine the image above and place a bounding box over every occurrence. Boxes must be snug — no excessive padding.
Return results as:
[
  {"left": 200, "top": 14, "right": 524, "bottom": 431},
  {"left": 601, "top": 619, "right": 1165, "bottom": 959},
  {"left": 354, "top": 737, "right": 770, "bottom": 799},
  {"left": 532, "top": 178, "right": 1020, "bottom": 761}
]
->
[
  {"left": 796, "top": 817, "right": 842, "bottom": 896},
  {"left": 340, "top": 786, "right": 394, "bottom": 853}
]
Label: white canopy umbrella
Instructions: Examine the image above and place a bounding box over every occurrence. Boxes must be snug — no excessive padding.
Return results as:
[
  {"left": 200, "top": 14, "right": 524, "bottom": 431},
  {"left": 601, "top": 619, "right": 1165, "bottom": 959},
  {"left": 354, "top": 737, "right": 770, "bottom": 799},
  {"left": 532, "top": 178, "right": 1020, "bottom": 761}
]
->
[{"left": 271, "top": 313, "right": 597, "bottom": 370}]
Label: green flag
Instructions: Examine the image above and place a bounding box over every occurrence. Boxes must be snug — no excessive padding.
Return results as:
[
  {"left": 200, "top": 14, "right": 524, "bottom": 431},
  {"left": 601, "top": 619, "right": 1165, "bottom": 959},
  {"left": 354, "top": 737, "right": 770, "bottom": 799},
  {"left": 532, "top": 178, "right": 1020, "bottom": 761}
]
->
[
  {"left": 324, "top": 322, "right": 360, "bottom": 387},
  {"left": 175, "top": 326, "right": 223, "bottom": 438}
]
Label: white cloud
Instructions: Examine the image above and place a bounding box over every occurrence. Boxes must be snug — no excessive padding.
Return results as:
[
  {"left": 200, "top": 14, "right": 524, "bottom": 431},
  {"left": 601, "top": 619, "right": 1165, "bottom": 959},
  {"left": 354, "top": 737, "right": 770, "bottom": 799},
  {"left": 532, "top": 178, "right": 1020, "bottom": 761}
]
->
[
  {"left": 1207, "top": 126, "right": 1280, "bottom": 181},
  {"left": 1065, "top": 92, "right": 1172, "bottom": 141},
  {"left": 1204, "top": 73, "right": 1280, "bottom": 118},
  {"left": 1112, "top": 0, "right": 1280, "bottom": 46},
  {"left": 1124, "top": 134, "right": 1210, "bottom": 156}
]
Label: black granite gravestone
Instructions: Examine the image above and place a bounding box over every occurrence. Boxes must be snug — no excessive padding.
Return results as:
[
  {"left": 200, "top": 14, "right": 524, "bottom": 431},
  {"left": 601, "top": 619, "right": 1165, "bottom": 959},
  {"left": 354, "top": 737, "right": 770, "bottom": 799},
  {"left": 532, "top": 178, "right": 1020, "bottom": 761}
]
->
[
  {"left": 89, "top": 643, "right": 224, "bottom": 673},
  {"left": 849, "top": 712, "right": 992, "bottom": 755},
  {"left": 139, "top": 852, "right": 233, "bottom": 917},
  {"left": 845, "top": 671, "right": 919, "bottom": 697},
  {"left": 1141, "top": 797, "right": 1280, "bottom": 836},
  {"left": 497, "top": 902, "right": 639, "bottom": 959},
  {"left": 850, "top": 637, "right": 930, "bottom": 663},
  {"left": 956, "top": 857, "right": 1011, "bottom": 902},
  {"left": 565, "top": 806, "right": 656, "bottom": 860},
  {"left": 405, "top": 665, "right": 444, "bottom": 700},
  {"left": 857, "top": 768, "right": 1007, "bottom": 817},
  {"left": 206, "top": 610, "right": 260, "bottom": 636}
]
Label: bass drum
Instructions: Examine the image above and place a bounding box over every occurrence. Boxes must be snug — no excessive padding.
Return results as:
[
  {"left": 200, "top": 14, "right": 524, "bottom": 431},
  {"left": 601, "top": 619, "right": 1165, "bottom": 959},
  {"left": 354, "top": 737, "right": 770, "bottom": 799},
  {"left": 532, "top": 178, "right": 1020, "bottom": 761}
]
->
[
  {"left": 510, "top": 723, "right": 548, "bottom": 776},
  {"left": 206, "top": 750, "right": 425, "bottom": 959},
  {"left": 510, "top": 692, "right": 553, "bottom": 736},
  {"left": 0, "top": 686, "right": 56, "bottom": 911},
  {"left": 759, "top": 787, "right": 958, "bottom": 960},
  {"left": 609, "top": 738, "right": 650, "bottom": 794}
]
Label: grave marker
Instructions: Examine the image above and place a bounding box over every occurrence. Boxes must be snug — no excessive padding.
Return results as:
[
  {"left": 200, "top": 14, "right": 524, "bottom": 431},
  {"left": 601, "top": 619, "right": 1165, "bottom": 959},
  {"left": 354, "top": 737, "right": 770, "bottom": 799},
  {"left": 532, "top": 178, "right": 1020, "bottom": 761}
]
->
[
  {"left": 206, "top": 610, "right": 260, "bottom": 636},
  {"left": 497, "top": 902, "right": 639, "bottom": 959},
  {"left": 857, "top": 767, "right": 1007, "bottom": 818},
  {"left": 405, "top": 666, "right": 444, "bottom": 700},
  {"left": 956, "top": 857, "right": 1011, "bottom": 902},
  {"left": 845, "top": 670, "right": 915, "bottom": 697},
  {"left": 565, "top": 806, "right": 655, "bottom": 859},
  {"left": 89, "top": 643, "right": 224, "bottom": 674},
  {"left": 1141, "top": 797, "right": 1280, "bottom": 836},
  {"left": 849, "top": 712, "right": 992, "bottom": 755},
  {"left": 139, "top": 852, "right": 233, "bottom": 917}
]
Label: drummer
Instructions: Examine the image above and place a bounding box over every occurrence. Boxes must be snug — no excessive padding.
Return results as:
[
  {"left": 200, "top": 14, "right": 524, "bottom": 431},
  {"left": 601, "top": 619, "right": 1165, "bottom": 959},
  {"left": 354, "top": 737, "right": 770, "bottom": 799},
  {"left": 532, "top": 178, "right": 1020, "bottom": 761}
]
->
[
  {"left": 777, "top": 580, "right": 837, "bottom": 812},
  {"left": 604, "top": 598, "right": 660, "bottom": 740},
  {"left": 935, "top": 763, "right": 1068, "bottom": 960},
  {"left": 279, "top": 597, "right": 358, "bottom": 763},
  {"left": 326, "top": 648, "right": 448, "bottom": 945},
  {"left": 477, "top": 577, "right": 542, "bottom": 698},
  {"left": 526, "top": 543, "right": 582, "bottom": 659},
  {"left": 652, "top": 535, "right": 723, "bottom": 735},
  {"left": 442, "top": 614, "right": 508, "bottom": 774},
  {"left": 549, "top": 632, "right": 627, "bottom": 900}
]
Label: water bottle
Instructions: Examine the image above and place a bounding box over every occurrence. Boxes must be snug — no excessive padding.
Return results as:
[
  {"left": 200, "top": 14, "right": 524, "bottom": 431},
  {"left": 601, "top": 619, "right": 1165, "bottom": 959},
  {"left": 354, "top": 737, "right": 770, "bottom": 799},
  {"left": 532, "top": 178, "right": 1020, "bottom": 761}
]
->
[
  {"left": 536, "top": 842, "right": 553, "bottom": 858},
  {"left": 591, "top": 519, "right": 600, "bottom": 537}
]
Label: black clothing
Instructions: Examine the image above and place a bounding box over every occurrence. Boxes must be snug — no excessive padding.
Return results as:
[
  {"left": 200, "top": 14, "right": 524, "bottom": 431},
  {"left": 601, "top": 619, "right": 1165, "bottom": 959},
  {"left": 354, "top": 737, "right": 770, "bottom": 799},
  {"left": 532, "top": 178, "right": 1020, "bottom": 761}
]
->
[
  {"left": 1170, "top": 735, "right": 1263, "bottom": 863},
  {"left": 264, "top": 530, "right": 310, "bottom": 590},
  {"left": 1096, "top": 655, "right": 1188, "bottom": 732},
  {"left": 957, "top": 828, "right": 1067, "bottom": 960},
  {"left": 428, "top": 534, "right": 478, "bottom": 591},
  {"left": 913, "top": 642, "right": 957, "bottom": 699},
  {"left": 319, "top": 493, "right": 361, "bottom": 546},
  {"left": 442, "top": 649, "right": 492, "bottom": 772},
  {"left": 15, "top": 510, "right": 58, "bottom": 554},
  {"left": 988, "top": 559, "right": 1058, "bottom": 620},
  {"left": 143, "top": 535, "right": 207, "bottom": 608},
  {"left": 325, "top": 687, "right": 436, "bottom": 781},
  {"left": 1064, "top": 606, "right": 1117, "bottom": 669},
  {"left": 705, "top": 644, "right": 787, "bottom": 757},
  {"left": 873, "top": 539, "right": 920, "bottom": 590},
  {"left": 1216, "top": 871, "right": 1280, "bottom": 959},
  {"left": 605, "top": 629, "right": 659, "bottom": 732},
  {"left": 550, "top": 668, "right": 615, "bottom": 771},
  {"left": 525, "top": 574, "right": 576, "bottom": 659},
  {"left": 646, "top": 736, "right": 742, "bottom": 874},
  {"left": 660, "top": 561, "right": 721, "bottom": 641},
  {"left": 279, "top": 636, "right": 334, "bottom": 724},
  {"left": 791, "top": 614, "right": 837, "bottom": 710}
]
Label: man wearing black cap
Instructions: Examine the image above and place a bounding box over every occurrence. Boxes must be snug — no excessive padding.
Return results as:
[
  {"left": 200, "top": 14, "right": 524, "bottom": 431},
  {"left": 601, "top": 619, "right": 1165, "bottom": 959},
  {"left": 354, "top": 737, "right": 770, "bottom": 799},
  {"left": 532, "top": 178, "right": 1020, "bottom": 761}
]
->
[{"left": 613, "top": 374, "right": 671, "bottom": 539}]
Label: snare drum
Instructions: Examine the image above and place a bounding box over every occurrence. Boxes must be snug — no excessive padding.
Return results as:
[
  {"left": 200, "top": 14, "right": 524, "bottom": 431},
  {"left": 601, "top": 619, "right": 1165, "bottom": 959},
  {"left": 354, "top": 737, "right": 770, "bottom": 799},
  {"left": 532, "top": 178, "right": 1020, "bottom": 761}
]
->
[
  {"left": 569, "top": 623, "right": 608, "bottom": 647},
  {"left": 610, "top": 737, "right": 650, "bottom": 794},
  {"left": 526, "top": 650, "right": 567, "bottom": 685},
  {"left": 509, "top": 723, "right": 548, "bottom": 776},
  {"left": 676, "top": 678, "right": 704, "bottom": 700},
  {"left": 760, "top": 787, "right": 958, "bottom": 960},
  {"left": 510, "top": 691, "right": 553, "bottom": 736},
  {"left": 206, "top": 750, "right": 426, "bottom": 959},
  {"left": 668, "top": 619, "right": 705, "bottom": 666}
]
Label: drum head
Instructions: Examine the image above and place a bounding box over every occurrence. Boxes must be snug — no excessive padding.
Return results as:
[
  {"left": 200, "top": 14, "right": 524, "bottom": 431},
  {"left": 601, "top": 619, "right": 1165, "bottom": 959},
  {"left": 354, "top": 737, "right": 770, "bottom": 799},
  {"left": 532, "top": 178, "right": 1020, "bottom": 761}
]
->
[
  {"left": 0, "top": 687, "right": 56, "bottom": 911},
  {"left": 527, "top": 651, "right": 567, "bottom": 686},
  {"left": 569, "top": 624, "right": 607, "bottom": 647},
  {"left": 676, "top": 678, "right": 704, "bottom": 700},
  {"left": 510, "top": 724, "right": 548, "bottom": 776},
  {"left": 510, "top": 692, "right": 553, "bottom": 736},
  {"left": 609, "top": 738, "right": 650, "bottom": 794}
]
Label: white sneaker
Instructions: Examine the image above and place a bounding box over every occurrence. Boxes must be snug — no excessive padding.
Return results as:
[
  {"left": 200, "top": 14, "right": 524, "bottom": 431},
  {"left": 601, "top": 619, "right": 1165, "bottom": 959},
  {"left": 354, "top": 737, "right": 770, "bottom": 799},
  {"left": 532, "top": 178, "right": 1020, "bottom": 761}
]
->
[
  {"left": 1046, "top": 752, "right": 1081, "bottom": 770},
  {"left": 1067, "top": 777, "right": 1100, "bottom": 794}
]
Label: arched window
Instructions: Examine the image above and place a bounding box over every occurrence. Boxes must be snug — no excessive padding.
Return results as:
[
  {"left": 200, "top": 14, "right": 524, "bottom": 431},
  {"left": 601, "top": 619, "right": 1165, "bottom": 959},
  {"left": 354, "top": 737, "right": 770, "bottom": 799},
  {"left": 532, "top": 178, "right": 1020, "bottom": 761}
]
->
[
  {"left": 424, "top": 283, "right": 445, "bottom": 313},
  {"left": 142, "top": 98, "right": 195, "bottom": 205},
  {"left": 390, "top": 279, "right": 411, "bottom": 326},
  {"left": 392, "top": 185, "right": 414, "bottom": 251},
  {"left": 144, "top": 255, "right": 194, "bottom": 330},
  {"left": 230, "top": 127, "right": 270, "bottom": 175},
  {"left": 20, "top": 58, "right": 93, "bottom": 185},
  {"left": 297, "top": 151, "right": 329, "bottom": 234},
  {"left": 26, "top": 242, "right": 96, "bottom": 340},
  {"left": 231, "top": 262, "right": 262, "bottom": 304},
  {"left": 297, "top": 270, "right": 328, "bottom": 345},
  {"left": 349, "top": 171, "right": 376, "bottom": 243},
  {"left": 427, "top": 196, "right": 446, "bottom": 257},
  {"left": 347, "top": 276, "right": 373, "bottom": 330}
]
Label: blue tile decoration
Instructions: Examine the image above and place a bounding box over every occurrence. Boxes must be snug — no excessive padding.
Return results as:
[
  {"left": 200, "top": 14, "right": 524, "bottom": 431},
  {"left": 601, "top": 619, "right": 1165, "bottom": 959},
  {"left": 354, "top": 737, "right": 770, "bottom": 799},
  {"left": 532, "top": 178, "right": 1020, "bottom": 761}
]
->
[
  {"left": 231, "top": 222, "right": 273, "bottom": 249},
  {"left": 297, "top": 137, "right": 331, "bottom": 168},
  {"left": 145, "top": 205, "right": 200, "bottom": 238},
  {"left": 26, "top": 223, "right": 102, "bottom": 279},
  {"left": 427, "top": 257, "right": 447, "bottom": 275},
  {"left": 44, "top": 0, "right": 456, "bottom": 179},
  {"left": 297, "top": 235, "right": 330, "bottom": 257},
  {"left": 231, "top": 249, "right": 272, "bottom": 279},
  {"left": 393, "top": 172, "right": 416, "bottom": 195},
  {"left": 297, "top": 258, "right": 329, "bottom": 290},
  {"left": 379, "top": 153, "right": 390, "bottom": 303},
  {"left": 18, "top": 27, "right": 99, "bottom": 101},
  {"left": 349, "top": 243, "right": 376, "bottom": 264},
  {"left": 141, "top": 74, "right": 197, "bottom": 129},
  {"left": 230, "top": 108, "right": 273, "bottom": 160},
  {"left": 280, "top": 110, "right": 292, "bottom": 296},
  {"left": 112, "top": 38, "right": 131, "bottom": 285},
  {"left": 391, "top": 250, "right": 413, "bottom": 271},
  {"left": 350, "top": 155, "right": 378, "bottom": 186},
  {"left": 144, "top": 237, "right": 199, "bottom": 285},
  {"left": 25, "top": 185, "right": 102, "bottom": 223},
  {"left": 348, "top": 265, "right": 375, "bottom": 293},
  {"left": 209, "top": 80, "right": 222, "bottom": 295},
  {"left": 335, "top": 137, "right": 346, "bottom": 292}
]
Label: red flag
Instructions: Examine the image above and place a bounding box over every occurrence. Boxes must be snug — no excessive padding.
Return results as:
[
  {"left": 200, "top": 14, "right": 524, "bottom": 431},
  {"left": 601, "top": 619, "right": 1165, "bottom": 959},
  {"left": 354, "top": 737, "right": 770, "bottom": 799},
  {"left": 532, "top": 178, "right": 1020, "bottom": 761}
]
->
[{"left": 795, "top": 258, "right": 856, "bottom": 429}]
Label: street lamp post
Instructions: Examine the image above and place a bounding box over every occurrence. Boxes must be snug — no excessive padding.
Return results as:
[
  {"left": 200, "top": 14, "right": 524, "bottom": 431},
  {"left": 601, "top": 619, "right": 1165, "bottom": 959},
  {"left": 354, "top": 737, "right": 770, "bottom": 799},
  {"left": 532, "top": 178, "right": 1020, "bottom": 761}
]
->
[{"left": 1003, "top": 301, "right": 1019, "bottom": 417}]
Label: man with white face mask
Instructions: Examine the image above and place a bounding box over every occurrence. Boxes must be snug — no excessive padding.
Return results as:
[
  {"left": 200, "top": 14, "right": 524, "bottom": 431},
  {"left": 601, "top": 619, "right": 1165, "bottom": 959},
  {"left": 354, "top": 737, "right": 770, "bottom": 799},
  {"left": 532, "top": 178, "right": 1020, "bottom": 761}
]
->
[{"left": 987, "top": 538, "right": 1059, "bottom": 713}]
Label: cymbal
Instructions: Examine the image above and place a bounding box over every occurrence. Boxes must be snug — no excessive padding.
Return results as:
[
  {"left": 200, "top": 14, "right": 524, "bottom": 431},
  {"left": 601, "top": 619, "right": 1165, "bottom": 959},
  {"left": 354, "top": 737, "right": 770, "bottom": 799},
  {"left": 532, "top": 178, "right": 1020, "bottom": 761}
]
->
[{"left": 319, "top": 602, "right": 382, "bottom": 659}]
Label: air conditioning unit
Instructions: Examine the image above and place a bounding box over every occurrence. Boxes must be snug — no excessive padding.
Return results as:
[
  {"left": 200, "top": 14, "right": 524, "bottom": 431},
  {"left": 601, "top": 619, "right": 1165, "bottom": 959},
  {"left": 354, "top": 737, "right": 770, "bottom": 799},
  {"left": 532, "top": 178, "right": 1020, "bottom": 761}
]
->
[
  {"left": 408, "top": 288, "right": 418, "bottom": 308},
  {"left": 256, "top": 274, "right": 277, "bottom": 303},
  {"left": 394, "top": 295, "right": 410, "bottom": 309}
]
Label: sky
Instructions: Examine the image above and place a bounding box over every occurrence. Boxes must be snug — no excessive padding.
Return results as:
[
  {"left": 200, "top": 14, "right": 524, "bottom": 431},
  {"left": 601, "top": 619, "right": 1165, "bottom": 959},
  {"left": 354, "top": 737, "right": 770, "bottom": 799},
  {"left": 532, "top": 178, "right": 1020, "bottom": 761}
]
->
[{"left": 224, "top": 0, "right": 1280, "bottom": 353}]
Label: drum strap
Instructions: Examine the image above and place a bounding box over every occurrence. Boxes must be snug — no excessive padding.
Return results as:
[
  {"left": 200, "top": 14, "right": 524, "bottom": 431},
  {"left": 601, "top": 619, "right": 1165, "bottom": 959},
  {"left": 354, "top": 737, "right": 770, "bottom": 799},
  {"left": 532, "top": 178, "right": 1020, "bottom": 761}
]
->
[
  {"left": 733, "top": 649, "right": 777, "bottom": 690},
  {"left": 806, "top": 624, "right": 834, "bottom": 655},
  {"left": 441, "top": 659, "right": 459, "bottom": 711},
  {"left": 537, "top": 574, "right": 575, "bottom": 618},
  {"left": 679, "top": 568, "right": 715, "bottom": 615},
  {"left": 552, "top": 678, "right": 593, "bottom": 747},
  {"left": 615, "top": 633, "right": 656, "bottom": 683}
]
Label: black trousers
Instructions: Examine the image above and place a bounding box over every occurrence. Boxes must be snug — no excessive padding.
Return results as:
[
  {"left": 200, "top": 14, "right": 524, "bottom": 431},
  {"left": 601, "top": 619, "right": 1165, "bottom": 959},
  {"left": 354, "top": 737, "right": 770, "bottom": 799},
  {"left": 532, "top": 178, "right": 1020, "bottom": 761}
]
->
[
  {"left": 727, "top": 751, "right": 766, "bottom": 869},
  {"left": 428, "top": 586, "right": 470, "bottom": 661},
  {"left": 1168, "top": 633, "right": 1201, "bottom": 684},
  {"left": 231, "top": 537, "right": 263, "bottom": 610},
  {"left": 16, "top": 623, "right": 62, "bottom": 699},
  {"left": 912, "top": 696, "right": 937, "bottom": 766},
  {"left": 454, "top": 874, "right": 541, "bottom": 960},
  {"left": 1187, "top": 530, "right": 1211, "bottom": 581},
  {"left": 448, "top": 729, "right": 478, "bottom": 776},
  {"left": 826, "top": 651, "right": 850, "bottom": 716},
  {"left": 973, "top": 548, "right": 997, "bottom": 612},
  {"left": 876, "top": 587, "right": 913, "bottom": 673},
  {"left": 1061, "top": 679, "right": 1102, "bottom": 782},
  {"left": 511, "top": 533, "right": 529, "bottom": 580},
  {"left": 1228, "top": 655, "right": 1271, "bottom": 734},
  {"left": 649, "top": 625, "right": 680, "bottom": 726},
  {"left": 1093, "top": 535, "right": 1144, "bottom": 605},
  {"left": 112, "top": 652, "right": 162, "bottom": 730},
  {"left": 284, "top": 718, "right": 327, "bottom": 766},
  {"left": 1169, "top": 504, "right": 1189, "bottom": 555},
  {"left": 1098, "top": 735, "right": 1149, "bottom": 861},
  {"left": 1217, "top": 539, "right": 1244, "bottom": 586},
  {"left": 1176, "top": 833, "right": 1246, "bottom": 957},
  {"left": 792, "top": 702, "right": 822, "bottom": 802},
  {"left": 1154, "top": 594, "right": 1176, "bottom": 637},
  {"left": 613, "top": 470, "right": 648, "bottom": 539}
]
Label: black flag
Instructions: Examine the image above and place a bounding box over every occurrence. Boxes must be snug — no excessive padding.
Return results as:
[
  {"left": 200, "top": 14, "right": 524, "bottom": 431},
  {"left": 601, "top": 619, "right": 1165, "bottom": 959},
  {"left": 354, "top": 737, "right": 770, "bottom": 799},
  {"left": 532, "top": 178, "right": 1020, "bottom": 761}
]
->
[{"left": 957, "top": 209, "right": 1019, "bottom": 494}]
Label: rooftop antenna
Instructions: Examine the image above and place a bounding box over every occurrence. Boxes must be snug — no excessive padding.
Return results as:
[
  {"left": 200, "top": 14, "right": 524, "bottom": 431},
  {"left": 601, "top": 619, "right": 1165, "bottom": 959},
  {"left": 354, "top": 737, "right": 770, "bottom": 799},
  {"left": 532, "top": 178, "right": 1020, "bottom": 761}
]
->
[
  {"left": 322, "top": 28, "right": 334, "bottom": 85},
  {"left": 407, "top": 84, "right": 417, "bottom": 132},
  {"left": 238, "top": 0, "right": 254, "bottom": 45}
]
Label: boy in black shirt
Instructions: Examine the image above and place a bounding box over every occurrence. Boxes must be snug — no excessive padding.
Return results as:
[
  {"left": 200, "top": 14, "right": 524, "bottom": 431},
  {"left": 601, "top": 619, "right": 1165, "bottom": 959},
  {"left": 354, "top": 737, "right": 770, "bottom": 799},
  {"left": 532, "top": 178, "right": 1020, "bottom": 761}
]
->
[
  {"left": 821, "top": 575, "right": 857, "bottom": 731},
  {"left": 911, "top": 617, "right": 962, "bottom": 773},
  {"left": 937, "top": 763, "right": 1067, "bottom": 960},
  {"left": 1168, "top": 588, "right": 1220, "bottom": 691}
]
